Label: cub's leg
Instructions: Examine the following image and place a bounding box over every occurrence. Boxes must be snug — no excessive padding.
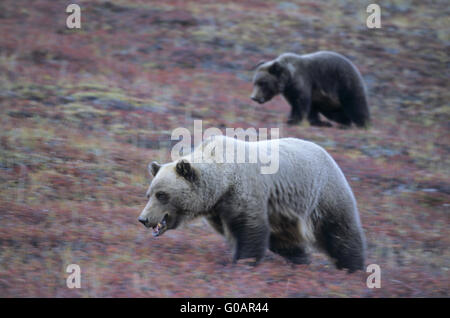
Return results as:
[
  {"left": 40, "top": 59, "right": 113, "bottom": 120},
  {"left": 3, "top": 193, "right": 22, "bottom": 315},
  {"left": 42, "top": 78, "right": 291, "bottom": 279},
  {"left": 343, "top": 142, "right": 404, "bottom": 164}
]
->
[
  {"left": 338, "top": 87, "right": 370, "bottom": 128},
  {"left": 284, "top": 89, "right": 311, "bottom": 125},
  {"left": 307, "top": 108, "right": 332, "bottom": 127},
  {"left": 320, "top": 109, "right": 352, "bottom": 127}
]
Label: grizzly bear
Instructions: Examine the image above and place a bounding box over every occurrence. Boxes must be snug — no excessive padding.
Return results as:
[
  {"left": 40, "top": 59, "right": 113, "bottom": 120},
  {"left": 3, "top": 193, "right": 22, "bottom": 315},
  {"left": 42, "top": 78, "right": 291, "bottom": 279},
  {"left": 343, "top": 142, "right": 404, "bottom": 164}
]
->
[
  {"left": 250, "top": 51, "right": 370, "bottom": 128},
  {"left": 138, "top": 136, "right": 366, "bottom": 272}
]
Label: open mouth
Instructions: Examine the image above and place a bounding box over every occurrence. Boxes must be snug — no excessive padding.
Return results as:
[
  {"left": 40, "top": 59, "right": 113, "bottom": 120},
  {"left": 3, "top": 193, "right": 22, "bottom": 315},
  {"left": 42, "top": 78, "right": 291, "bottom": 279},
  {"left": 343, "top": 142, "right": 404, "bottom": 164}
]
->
[{"left": 151, "top": 214, "right": 168, "bottom": 237}]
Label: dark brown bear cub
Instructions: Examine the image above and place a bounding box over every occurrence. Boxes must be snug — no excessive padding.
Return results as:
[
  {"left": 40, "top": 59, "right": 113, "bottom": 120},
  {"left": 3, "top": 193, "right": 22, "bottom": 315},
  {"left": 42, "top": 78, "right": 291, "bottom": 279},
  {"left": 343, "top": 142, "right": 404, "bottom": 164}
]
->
[{"left": 251, "top": 51, "right": 370, "bottom": 128}]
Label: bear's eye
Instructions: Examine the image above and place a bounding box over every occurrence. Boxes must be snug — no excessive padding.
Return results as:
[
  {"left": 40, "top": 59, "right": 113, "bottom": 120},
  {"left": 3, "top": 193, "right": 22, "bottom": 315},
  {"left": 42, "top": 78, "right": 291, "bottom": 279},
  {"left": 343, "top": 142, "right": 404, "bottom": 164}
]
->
[
  {"left": 259, "top": 82, "right": 269, "bottom": 90},
  {"left": 155, "top": 191, "right": 169, "bottom": 203}
]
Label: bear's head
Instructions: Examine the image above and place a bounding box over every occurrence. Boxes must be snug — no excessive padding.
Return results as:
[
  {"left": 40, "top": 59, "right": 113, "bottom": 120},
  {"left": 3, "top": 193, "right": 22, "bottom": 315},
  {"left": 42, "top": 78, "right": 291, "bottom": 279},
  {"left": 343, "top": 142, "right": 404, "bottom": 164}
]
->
[
  {"left": 138, "top": 159, "right": 201, "bottom": 237},
  {"left": 251, "top": 61, "right": 289, "bottom": 104}
]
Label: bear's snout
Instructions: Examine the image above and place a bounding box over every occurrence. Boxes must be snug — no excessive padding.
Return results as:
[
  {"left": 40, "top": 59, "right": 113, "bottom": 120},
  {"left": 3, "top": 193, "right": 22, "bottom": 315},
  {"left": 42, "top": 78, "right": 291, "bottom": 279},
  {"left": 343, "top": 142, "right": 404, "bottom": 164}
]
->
[
  {"left": 138, "top": 216, "right": 149, "bottom": 227},
  {"left": 251, "top": 95, "right": 264, "bottom": 104}
]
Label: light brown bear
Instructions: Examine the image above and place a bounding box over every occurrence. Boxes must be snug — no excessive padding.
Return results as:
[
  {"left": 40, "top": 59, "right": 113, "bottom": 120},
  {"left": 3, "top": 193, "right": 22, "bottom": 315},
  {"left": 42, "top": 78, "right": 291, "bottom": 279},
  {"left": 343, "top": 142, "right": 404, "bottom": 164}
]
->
[
  {"left": 251, "top": 51, "right": 370, "bottom": 128},
  {"left": 138, "top": 136, "right": 366, "bottom": 272}
]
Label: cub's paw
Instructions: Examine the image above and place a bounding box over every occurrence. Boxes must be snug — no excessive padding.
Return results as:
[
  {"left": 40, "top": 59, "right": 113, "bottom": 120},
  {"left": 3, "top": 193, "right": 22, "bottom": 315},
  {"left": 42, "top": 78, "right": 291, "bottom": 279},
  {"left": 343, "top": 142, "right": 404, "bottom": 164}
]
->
[
  {"left": 337, "top": 124, "right": 351, "bottom": 130},
  {"left": 286, "top": 118, "right": 301, "bottom": 125},
  {"left": 310, "top": 120, "right": 332, "bottom": 127}
]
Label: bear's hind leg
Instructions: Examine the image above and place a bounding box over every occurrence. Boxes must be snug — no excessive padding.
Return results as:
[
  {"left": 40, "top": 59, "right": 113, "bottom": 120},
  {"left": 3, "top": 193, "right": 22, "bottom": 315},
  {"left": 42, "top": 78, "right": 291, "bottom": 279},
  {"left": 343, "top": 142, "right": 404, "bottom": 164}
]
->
[
  {"left": 307, "top": 108, "right": 332, "bottom": 127},
  {"left": 316, "top": 214, "right": 365, "bottom": 273},
  {"left": 269, "top": 235, "right": 311, "bottom": 265},
  {"left": 339, "top": 88, "right": 370, "bottom": 128},
  {"left": 320, "top": 109, "right": 352, "bottom": 128}
]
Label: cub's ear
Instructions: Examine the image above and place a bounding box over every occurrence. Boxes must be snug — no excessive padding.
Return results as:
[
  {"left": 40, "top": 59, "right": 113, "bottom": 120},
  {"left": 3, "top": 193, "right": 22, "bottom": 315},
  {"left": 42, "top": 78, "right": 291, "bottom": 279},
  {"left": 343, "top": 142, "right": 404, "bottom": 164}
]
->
[
  {"left": 268, "top": 61, "right": 284, "bottom": 76},
  {"left": 148, "top": 161, "right": 161, "bottom": 177},
  {"left": 175, "top": 159, "right": 197, "bottom": 182},
  {"left": 250, "top": 60, "right": 266, "bottom": 71}
]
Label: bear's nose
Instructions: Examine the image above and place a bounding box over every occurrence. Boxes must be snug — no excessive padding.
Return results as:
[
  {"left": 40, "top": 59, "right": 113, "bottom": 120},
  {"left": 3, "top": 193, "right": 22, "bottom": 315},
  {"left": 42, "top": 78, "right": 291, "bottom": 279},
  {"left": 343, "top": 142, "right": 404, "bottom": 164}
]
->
[
  {"left": 138, "top": 216, "right": 148, "bottom": 226},
  {"left": 251, "top": 96, "right": 263, "bottom": 104}
]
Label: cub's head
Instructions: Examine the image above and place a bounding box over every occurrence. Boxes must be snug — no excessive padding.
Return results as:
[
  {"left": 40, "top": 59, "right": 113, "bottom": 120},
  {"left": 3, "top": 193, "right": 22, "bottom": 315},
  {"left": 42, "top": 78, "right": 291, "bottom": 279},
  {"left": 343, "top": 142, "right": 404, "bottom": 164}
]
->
[
  {"left": 138, "top": 159, "right": 200, "bottom": 237},
  {"left": 250, "top": 60, "right": 288, "bottom": 104}
]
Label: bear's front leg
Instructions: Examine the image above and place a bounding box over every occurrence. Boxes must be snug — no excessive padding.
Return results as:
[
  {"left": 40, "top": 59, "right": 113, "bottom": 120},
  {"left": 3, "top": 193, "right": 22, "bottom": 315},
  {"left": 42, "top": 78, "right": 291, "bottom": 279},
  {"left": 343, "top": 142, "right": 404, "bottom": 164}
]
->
[
  {"left": 286, "top": 100, "right": 305, "bottom": 125},
  {"left": 205, "top": 213, "right": 224, "bottom": 235},
  {"left": 221, "top": 210, "right": 270, "bottom": 265},
  {"left": 284, "top": 89, "right": 311, "bottom": 125}
]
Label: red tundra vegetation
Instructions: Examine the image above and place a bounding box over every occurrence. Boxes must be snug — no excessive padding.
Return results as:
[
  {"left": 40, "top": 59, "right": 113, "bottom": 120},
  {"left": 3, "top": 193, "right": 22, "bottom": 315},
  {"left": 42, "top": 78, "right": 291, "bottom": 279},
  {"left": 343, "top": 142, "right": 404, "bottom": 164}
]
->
[{"left": 0, "top": 0, "right": 448, "bottom": 297}]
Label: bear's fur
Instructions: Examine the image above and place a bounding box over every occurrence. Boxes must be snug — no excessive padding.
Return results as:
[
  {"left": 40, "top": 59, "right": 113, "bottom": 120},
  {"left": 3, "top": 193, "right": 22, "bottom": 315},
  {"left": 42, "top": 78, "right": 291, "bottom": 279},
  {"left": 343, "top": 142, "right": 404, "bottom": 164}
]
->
[
  {"left": 251, "top": 51, "right": 370, "bottom": 128},
  {"left": 138, "top": 136, "right": 366, "bottom": 272}
]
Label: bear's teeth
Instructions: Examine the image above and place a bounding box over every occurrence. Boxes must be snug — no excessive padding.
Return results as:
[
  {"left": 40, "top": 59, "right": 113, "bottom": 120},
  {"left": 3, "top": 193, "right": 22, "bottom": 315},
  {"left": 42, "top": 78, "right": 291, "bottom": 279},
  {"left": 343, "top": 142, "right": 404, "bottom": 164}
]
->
[{"left": 151, "top": 222, "right": 165, "bottom": 236}]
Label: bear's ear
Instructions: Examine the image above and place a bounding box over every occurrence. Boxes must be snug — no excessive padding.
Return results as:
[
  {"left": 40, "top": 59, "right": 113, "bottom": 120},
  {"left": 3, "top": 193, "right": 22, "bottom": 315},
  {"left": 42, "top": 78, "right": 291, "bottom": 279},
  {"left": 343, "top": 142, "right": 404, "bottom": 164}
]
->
[
  {"left": 268, "top": 61, "right": 283, "bottom": 77},
  {"left": 250, "top": 60, "right": 266, "bottom": 71},
  {"left": 148, "top": 161, "right": 161, "bottom": 177},
  {"left": 175, "top": 159, "right": 197, "bottom": 182}
]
